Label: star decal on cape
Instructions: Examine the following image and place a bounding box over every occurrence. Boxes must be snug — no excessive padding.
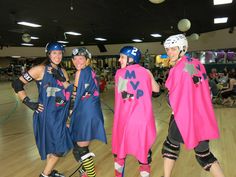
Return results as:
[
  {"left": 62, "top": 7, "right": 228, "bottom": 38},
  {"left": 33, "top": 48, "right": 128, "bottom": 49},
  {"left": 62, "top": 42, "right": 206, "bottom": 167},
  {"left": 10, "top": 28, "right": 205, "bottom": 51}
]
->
[
  {"left": 183, "top": 62, "right": 198, "bottom": 76},
  {"left": 187, "top": 56, "right": 193, "bottom": 62},
  {"left": 85, "top": 83, "right": 90, "bottom": 89},
  {"left": 46, "top": 87, "right": 61, "bottom": 97},
  {"left": 196, "top": 64, "right": 201, "bottom": 71},
  {"left": 202, "top": 73, "right": 208, "bottom": 80},
  {"left": 118, "top": 77, "right": 128, "bottom": 93}
]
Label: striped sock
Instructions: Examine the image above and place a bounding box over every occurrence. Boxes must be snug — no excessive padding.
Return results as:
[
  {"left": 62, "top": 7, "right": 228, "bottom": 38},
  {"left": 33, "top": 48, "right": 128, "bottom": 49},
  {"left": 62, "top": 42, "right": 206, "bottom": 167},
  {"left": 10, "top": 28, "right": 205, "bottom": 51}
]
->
[
  {"left": 114, "top": 157, "right": 125, "bottom": 177},
  {"left": 139, "top": 164, "right": 150, "bottom": 177},
  {"left": 82, "top": 156, "right": 96, "bottom": 177}
]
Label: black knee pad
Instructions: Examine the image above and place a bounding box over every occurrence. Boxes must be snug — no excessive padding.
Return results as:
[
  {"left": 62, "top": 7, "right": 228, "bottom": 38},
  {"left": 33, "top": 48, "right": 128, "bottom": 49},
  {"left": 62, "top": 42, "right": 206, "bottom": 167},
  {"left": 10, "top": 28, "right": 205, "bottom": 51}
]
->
[
  {"left": 147, "top": 149, "right": 152, "bottom": 164},
  {"left": 72, "top": 144, "right": 89, "bottom": 162},
  {"left": 162, "top": 138, "right": 180, "bottom": 160},
  {"left": 138, "top": 149, "right": 152, "bottom": 164},
  {"left": 195, "top": 149, "right": 218, "bottom": 171}
]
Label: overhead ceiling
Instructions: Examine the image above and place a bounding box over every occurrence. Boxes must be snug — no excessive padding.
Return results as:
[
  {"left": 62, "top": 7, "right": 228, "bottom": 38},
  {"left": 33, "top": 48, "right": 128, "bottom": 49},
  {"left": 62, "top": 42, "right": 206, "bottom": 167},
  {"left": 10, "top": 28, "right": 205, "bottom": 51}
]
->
[{"left": 0, "top": 0, "right": 235, "bottom": 47}]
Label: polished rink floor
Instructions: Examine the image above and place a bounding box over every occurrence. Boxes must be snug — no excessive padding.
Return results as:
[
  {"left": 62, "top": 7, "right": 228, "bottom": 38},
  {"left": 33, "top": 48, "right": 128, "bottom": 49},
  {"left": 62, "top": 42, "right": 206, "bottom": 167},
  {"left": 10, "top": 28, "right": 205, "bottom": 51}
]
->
[{"left": 0, "top": 81, "right": 235, "bottom": 177}]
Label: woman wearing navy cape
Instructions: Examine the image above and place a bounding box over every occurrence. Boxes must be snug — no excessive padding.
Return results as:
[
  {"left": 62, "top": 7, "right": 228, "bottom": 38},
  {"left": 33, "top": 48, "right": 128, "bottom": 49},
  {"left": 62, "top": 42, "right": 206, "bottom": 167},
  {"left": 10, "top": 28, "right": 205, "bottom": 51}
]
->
[
  {"left": 69, "top": 47, "right": 107, "bottom": 177},
  {"left": 12, "top": 42, "right": 73, "bottom": 177}
]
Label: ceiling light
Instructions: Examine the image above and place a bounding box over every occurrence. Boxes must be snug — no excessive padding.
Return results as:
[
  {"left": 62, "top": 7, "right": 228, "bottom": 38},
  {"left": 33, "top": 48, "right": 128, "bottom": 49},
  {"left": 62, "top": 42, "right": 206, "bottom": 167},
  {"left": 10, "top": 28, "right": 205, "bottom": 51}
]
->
[
  {"left": 65, "top": 31, "right": 81, "bottom": 36},
  {"left": 17, "top": 21, "right": 42, "bottom": 28},
  {"left": 132, "top": 39, "right": 142, "bottom": 42},
  {"left": 213, "top": 0, "right": 232, "bottom": 5},
  {"left": 149, "top": 0, "right": 165, "bottom": 4},
  {"left": 214, "top": 17, "right": 228, "bottom": 24},
  {"left": 11, "top": 56, "right": 21, "bottom": 58},
  {"left": 95, "top": 37, "right": 107, "bottom": 41},
  {"left": 57, "top": 40, "right": 69, "bottom": 44},
  {"left": 150, "top": 33, "right": 162, "bottom": 37},
  {"left": 31, "top": 36, "right": 39, "bottom": 39},
  {"left": 21, "top": 43, "right": 34, "bottom": 46}
]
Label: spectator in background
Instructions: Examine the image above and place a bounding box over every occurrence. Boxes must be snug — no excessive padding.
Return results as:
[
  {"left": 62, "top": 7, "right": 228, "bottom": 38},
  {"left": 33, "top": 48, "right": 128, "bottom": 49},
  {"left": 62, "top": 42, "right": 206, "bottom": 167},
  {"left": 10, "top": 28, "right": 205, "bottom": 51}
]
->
[
  {"left": 229, "top": 68, "right": 236, "bottom": 79},
  {"left": 209, "top": 68, "right": 219, "bottom": 83},
  {"left": 99, "top": 75, "right": 107, "bottom": 92},
  {"left": 221, "top": 76, "right": 236, "bottom": 106}
]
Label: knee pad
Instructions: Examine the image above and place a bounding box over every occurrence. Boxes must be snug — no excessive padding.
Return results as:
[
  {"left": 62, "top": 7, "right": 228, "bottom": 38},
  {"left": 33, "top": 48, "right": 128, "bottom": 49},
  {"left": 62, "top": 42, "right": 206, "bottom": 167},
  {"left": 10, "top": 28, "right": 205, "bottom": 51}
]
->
[
  {"left": 73, "top": 145, "right": 93, "bottom": 162},
  {"left": 152, "top": 92, "right": 160, "bottom": 98},
  {"left": 73, "top": 145, "right": 96, "bottom": 177},
  {"left": 138, "top": 150, "right": 152, "bottom": 165},
  {"left": 147, "top": 150, "right": 152, "bottom": 164},
  {"left": 162, "top": 138, "right": 180, "bottom": 160},
  {"left": 195, "top": 149, "right": 218, "bottom": 171}
]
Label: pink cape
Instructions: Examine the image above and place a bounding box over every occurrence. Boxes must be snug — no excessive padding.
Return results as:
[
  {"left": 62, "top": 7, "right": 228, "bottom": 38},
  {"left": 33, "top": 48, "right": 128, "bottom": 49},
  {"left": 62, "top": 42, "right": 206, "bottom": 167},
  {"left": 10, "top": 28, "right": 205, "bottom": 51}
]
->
[
  {"left": 165, "top": 56, "right": 220, "bottom": 149},
  {"left": 112, "top": 64, "right": 156, "bottom": 163}
]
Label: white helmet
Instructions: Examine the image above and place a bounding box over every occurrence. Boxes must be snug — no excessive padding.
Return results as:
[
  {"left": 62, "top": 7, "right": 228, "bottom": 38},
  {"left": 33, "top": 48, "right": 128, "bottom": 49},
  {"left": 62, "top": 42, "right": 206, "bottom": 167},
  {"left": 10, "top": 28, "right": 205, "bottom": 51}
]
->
[{"left": 164, "top": 34, "right": 188, "bottom": 53}]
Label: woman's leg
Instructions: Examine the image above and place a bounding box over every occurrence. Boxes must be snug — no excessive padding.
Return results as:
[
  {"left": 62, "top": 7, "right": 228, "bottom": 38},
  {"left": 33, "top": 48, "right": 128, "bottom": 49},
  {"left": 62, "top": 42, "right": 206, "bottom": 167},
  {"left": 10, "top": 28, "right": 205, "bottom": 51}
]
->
[
  {"left": 210, "top": 163, "right": 225, "bottom": 177},
  {"left": 221, "top": 91, "right": 233, "bottom": 104},
  {"left": 194, "top": 141, "right": 225, "bottom": 177},
  {"left": 42, "top": 154, "right": 60, "bottom": 176},
  {"left": 162, "top": 137, "right": 180, "bottom": 177},
  {"left": 162, "top": 115, "right": 182, "bottom": 177}
]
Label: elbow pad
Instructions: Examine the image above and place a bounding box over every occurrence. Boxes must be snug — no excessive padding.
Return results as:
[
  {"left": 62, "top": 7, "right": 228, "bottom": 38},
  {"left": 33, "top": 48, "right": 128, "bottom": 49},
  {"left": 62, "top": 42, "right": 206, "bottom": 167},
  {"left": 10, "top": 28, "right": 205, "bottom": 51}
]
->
[
  {"left": 12, "top": 78, "right": 25, "bottom": 93},
  {"left": 152, "top": 91, "right": 160, "bottom": 98},
  {"left": 12, "top": 72, "right": 34, "bottom": 93}
]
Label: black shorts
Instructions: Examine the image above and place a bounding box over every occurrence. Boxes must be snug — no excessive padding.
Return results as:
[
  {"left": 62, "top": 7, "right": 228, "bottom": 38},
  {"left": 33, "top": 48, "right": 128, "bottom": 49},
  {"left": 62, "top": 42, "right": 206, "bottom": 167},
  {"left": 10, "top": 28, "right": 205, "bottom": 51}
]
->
[
  {"left": 167, "top": 114, "right": 209, "bottom": 151},
  {"left": 168, "top": 114, "right": 184, "bottom": 143}
]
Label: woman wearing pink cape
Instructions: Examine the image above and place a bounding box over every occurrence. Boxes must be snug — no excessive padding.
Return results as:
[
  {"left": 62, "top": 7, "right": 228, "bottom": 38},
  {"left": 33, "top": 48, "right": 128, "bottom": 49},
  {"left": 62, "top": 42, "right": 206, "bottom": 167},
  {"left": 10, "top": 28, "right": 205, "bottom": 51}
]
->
[
  {"left": 112, "top": 46, "right": 159, "bottom": 177},
  {"left": 161, "top": 34, "right": 225, "bottom": 177}
]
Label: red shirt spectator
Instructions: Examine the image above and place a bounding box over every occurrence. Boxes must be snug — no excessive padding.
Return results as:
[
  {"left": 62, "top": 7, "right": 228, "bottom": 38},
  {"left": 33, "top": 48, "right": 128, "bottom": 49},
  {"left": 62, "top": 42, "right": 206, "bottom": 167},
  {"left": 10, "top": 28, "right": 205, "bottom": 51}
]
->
[{"left": 99, "top": 76, "right": 107, "bottom": 92}]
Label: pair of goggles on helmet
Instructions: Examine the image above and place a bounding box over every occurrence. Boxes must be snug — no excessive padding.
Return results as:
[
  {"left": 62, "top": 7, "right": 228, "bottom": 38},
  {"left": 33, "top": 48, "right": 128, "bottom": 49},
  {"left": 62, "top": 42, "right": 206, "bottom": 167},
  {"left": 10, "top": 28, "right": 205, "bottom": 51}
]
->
[{"left": 72, "top": 48, "right": 92, "bottom": 59}]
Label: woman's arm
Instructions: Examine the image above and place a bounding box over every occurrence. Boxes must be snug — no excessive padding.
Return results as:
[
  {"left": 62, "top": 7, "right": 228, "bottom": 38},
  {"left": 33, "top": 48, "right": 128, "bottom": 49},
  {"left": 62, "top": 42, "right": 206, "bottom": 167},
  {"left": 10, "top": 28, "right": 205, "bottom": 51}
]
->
[
  {"left": 60, "top": 68, "right": 72, "bottom": 89},
  {"left": 147, "top": 69, "right": 160, "bottom": 93},
  {"left": 12, "top": 65, "right": 45, "bottom": 112},
  {"left": 221, "top": 78, "right": 236, "bottom": 93}
]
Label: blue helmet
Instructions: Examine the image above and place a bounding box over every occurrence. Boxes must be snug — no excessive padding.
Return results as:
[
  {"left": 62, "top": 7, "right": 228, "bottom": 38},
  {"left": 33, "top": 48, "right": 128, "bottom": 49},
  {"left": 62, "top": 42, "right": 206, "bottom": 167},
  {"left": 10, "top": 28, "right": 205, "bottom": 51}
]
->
[
  {"left": 45, "top": 42, "right": 65, "bottom": 54},
  {"left": 120, "top": 46, "right": 141, "bottom": 64}
]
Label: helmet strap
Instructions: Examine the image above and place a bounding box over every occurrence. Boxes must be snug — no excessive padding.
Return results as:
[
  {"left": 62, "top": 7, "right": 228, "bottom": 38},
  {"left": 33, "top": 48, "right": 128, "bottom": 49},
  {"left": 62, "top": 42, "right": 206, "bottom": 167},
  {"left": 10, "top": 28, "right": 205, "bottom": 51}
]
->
[
  {"left": 49, "top": 59, "right": 59, "bottom": 68},
  {"left": 47, "top": 54, "right": 59, "bottom": 67},
  {"left": 46, "top": 52, "right": 57, "bottom": 66},
  {"left": 178, "top": 50, "right": 182, "bottom": 59}
]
